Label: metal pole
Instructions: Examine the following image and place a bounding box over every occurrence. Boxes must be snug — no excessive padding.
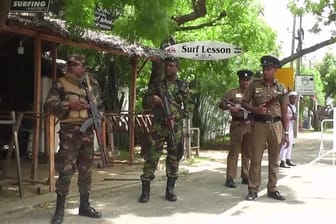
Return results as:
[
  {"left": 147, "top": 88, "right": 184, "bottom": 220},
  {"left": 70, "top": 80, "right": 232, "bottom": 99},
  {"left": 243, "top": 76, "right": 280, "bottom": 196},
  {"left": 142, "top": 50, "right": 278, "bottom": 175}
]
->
[
  {"left": 290, "top": 15, "right": 296, "bottom": 69},
  {"left": 294, "top": 15, "right": 303, "bottom": 138}
]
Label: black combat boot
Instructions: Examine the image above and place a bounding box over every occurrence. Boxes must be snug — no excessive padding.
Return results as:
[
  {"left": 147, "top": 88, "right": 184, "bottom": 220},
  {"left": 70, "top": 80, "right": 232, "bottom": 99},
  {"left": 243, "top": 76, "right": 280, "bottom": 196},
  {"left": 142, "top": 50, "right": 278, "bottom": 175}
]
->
[
  {"left": 139, "top": 180, "right": 150, "bottom": 203},
  {"left": 79, "top": 193, "right": 102, "bottom": 218},
  {"left": 165, "top": 177, "right": 177, "bottom": 201},
  {"left": 51, "top": 194, "right": 66, "bottom": 224}
]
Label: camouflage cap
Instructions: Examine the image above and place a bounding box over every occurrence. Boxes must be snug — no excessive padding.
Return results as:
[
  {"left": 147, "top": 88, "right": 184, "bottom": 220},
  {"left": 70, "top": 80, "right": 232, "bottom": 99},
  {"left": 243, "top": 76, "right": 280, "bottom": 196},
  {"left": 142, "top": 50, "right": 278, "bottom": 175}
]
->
[
  {"left": 67, "top": 55, "right": 85, "bottom": 66},
  {"left": 164, "top": 56, "right": 180, "bottom": 65}
]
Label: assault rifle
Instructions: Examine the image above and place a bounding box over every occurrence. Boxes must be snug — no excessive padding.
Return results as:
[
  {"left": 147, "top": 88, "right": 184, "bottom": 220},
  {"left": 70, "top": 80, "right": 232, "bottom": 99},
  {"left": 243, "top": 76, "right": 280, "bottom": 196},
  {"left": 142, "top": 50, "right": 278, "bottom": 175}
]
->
[
  {"left": 159, "top": 86, "right": 176, "bottom": 148},
  {"left": 258, "top": 90, "right": 291, "bottom": 109},
  {"left": 79, "top": 78, "right": 108, "bottom": 168},
  {"left": 223, "top": 99, "right": 251, "bottom": 120}
]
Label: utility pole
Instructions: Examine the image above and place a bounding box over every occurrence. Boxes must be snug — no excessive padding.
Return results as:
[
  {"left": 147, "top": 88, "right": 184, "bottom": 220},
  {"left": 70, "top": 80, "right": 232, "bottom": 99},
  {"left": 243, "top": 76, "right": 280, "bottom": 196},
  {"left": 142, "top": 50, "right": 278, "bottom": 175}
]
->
[
  {"left": 290, "top": 15, "right": 296, "bottom": 69},
  {"left": 294, "top": 15, "right": 304, "bottom": 137}
]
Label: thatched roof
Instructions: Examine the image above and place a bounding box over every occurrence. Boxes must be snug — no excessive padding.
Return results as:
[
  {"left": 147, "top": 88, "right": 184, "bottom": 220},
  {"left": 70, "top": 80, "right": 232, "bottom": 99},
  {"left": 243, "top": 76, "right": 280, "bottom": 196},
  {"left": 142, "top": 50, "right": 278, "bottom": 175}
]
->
[{"left": 5, "top": 14, "right": 166, "bottom": 59}]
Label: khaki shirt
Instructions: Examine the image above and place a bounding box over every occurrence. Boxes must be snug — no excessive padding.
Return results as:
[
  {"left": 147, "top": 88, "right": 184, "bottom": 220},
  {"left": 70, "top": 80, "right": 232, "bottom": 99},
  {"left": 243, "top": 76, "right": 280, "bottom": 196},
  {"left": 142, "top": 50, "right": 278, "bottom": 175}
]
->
[
  {"left": 243, "top": 79, "right": 287, "bottom": 117},
  {"left": 221, "top": 87, "right": 246, "bottom": 119}
]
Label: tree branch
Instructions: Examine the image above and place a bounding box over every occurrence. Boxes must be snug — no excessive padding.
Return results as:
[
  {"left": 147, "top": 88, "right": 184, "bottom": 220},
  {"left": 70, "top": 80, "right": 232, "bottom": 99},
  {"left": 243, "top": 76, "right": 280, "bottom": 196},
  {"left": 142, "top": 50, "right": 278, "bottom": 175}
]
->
[
  {"left": 176, "top": 12, "right": 226, "bottom": 31},
  {"left": 174, "top": 0, "right": 207, "bottom": 26},
  {"left": 280, "top": 37, "right": 336, "bottom": 66}
]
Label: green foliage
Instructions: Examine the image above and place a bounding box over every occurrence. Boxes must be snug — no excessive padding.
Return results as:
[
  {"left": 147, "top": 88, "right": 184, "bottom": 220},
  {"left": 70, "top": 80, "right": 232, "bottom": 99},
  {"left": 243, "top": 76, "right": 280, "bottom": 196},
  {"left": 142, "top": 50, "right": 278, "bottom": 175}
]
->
[
  {"left": 288, "top": 0, "right": 335, "bottom": 34},
  {"left": 54, "top": 0, "right": 279, "bottom": 144},
  {"left": 316, "top": 53, "right": 336, "bottom": 99}
]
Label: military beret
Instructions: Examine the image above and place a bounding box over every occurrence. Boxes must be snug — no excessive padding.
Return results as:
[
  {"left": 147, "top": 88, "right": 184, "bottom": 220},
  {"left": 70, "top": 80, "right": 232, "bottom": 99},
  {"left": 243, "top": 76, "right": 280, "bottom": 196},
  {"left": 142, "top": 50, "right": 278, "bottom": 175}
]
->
[
  {"left": 237, "top": 69, "right": 253, "bottom": 79},
  {"left": 164, "top": 56, "right": 180, "bottom": 65},
  {"left": 260, "top": 55, "right": 281, "bottom": 68}
]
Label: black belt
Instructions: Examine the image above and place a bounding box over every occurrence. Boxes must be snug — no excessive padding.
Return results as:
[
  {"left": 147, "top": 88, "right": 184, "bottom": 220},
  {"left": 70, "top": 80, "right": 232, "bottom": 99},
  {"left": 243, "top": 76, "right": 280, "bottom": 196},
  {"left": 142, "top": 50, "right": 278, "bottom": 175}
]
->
[
  {"left": 232, "top": 117, "right": 249, "bottom": 122},
  {"left": 254, "top": 115, "right": 281, "bottom": 123}
]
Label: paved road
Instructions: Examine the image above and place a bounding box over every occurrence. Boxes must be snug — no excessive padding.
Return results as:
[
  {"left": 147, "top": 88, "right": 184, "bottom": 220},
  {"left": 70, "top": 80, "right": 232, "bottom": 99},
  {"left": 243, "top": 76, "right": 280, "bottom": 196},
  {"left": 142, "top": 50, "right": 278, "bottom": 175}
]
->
[{"left": 0, "top": 132, "right": 335, "bottom": 224}]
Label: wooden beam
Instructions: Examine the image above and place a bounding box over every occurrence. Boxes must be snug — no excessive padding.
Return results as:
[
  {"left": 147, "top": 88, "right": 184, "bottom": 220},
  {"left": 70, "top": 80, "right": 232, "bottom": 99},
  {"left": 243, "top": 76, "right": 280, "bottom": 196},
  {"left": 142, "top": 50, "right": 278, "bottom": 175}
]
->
[
  {"left": 128, "top": 56, "right": 138, "bottom": 162},
  {"left": 31, "top": 35, "right": 42, "bottom": 181},
  {"left": 2, "top": 24, "right": 162, "bottom": 61}
]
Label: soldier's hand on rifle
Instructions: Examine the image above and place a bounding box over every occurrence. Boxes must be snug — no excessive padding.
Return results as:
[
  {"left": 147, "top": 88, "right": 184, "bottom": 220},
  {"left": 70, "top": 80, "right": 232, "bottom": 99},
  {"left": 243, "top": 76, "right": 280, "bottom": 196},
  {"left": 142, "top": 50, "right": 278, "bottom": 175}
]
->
[
  {"left": 228, "top": 105, "right": 240, "bottom": 113},
  {"left": 166, "top": 114, "right": 175, "bottom": 130},
  {"left": 152, "top": 95, "right": 163, "bottom": 106},
  {"left": 256, "top": 104, "right": 268, "bottom": 115},
  {"left": 69, "top": 98, "right": 89, "bottom": 110}
]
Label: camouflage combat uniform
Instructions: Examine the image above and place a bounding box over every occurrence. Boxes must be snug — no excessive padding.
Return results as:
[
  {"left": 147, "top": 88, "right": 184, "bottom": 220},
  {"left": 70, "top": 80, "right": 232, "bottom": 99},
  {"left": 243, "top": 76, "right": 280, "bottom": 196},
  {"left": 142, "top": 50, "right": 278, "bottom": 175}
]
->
[
  {"left": 44, "top": 72, "right": 102, "bottom": 196},
  {"left": 140, "top": 78, "right": 192, "bottom": 181}
]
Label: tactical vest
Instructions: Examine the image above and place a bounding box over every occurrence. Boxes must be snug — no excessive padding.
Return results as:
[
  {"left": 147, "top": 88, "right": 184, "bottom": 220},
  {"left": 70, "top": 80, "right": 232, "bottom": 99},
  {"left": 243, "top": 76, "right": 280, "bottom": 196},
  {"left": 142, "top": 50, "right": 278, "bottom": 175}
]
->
[{"left": 59, "top": 73, "right": 90, "bottom": 123}]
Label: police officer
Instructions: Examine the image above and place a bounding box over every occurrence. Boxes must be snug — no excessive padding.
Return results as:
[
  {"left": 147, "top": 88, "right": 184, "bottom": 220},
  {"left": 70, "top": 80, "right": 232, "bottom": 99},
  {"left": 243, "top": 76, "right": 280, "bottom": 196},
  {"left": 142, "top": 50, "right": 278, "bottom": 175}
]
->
[
  {"left": 138, "top": 56, "right": 192, "bottom": 203},
  {"left": 44, "top": 55, "right": 102, "bottom": 224},
  {"left": 219, "top": 70, "right": 253, "bottom": 188},
  {"left": 242, "top": 55, "right": 289, "bottom": 201}
]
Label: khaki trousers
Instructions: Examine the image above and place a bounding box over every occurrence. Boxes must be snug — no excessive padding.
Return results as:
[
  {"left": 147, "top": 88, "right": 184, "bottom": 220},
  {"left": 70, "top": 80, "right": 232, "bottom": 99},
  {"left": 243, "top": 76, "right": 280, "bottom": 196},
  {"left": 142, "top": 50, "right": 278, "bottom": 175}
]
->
[
  {"left": 226, "top": 120, "right": 252, "bottom": 180},
  {"left": 248, "top": 121, "right": 283, "bottom": 192}
]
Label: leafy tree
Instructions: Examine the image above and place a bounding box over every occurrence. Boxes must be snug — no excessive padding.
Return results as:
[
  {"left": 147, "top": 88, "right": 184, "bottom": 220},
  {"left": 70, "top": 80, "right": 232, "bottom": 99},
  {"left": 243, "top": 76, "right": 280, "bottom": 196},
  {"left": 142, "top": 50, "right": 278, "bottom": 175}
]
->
[
  {"left": 317, "top": 53, "right": 336, "bottom": 100},
  {"left": 51, "top": 0, "right": 279, "bottom": 143},
  {"left": 281, "top": 0, "right": 336, "bottom": 65}
]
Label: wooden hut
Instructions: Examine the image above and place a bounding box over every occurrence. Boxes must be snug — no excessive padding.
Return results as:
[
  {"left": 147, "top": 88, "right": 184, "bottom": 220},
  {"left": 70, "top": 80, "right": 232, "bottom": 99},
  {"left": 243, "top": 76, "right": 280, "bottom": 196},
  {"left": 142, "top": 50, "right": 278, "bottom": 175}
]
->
[{"left": 0, "top": 14, "right": 165, "bottom": 193}]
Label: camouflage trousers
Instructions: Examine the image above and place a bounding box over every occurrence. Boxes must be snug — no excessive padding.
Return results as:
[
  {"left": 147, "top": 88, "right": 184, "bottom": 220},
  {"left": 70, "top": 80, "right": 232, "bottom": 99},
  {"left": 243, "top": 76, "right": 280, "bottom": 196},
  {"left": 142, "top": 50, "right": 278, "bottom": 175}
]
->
[
  {"left": 55, "top": 123, "right": 94, "bottom": 195},
  {"left": 140, "top": 129, "right": 184, "bottom": 181}
]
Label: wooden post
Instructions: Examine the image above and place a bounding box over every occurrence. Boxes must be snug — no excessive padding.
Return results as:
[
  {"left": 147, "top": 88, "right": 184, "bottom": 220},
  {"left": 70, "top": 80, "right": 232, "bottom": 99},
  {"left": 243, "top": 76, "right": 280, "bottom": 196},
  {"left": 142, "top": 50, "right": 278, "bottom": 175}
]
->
[
  {"left": 51, "top": 43, "right": 57, "bottom": 81},
  {"left": 128, "top": 56, "right": 138, "bottom": 162},
  {"left": 31, "top": 35, "right": 42, "bottom": 180},
  {"left": 0, "top": 0, "right": 11, "bottom": 30}
]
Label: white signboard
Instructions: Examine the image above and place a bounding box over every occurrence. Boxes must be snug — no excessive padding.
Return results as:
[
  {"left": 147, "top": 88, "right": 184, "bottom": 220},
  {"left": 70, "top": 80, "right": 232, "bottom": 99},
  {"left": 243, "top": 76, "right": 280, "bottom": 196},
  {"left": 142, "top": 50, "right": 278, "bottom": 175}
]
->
[
  {"left": 295, "top": 75, "right": 315, "bottom": 96},
  {"left": 164, "top": 41, "right": 242, "bottom": 60}
]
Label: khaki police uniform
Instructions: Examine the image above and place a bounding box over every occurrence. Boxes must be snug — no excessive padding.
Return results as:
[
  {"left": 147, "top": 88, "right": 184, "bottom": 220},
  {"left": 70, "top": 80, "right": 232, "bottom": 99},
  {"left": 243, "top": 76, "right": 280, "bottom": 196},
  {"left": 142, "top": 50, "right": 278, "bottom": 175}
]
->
[
  {"left": 243, "top": 78, "right": 286, "bottom": 193},
  {"left": 222, "top": 87, "right": 252, "bottom": 181}
]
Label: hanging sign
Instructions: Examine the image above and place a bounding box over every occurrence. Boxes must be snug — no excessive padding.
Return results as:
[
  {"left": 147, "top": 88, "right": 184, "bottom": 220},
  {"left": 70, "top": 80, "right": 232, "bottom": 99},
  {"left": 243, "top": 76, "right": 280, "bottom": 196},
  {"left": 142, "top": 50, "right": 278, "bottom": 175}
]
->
[
  {"left": 164, "top": 41, "right": 243, "bottom": 60},
  {"left": 94, "top": 7, "right": 120, "bottom": 30},
  {"left": 9, "top": 0, "right": 51, "bottom": 12},
  {"left": 295, "top": 75, "right": 315, "bottom": 96}
]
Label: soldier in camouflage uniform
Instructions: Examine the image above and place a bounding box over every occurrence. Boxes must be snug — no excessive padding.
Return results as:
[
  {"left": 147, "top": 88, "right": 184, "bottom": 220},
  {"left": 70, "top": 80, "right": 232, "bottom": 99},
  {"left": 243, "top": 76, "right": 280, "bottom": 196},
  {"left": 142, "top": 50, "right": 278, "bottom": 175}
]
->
[
  {"left": 138, "top": 56, "right": 192, "bottom": 203},
  {"left": 44, "top": 55, "right": 102, "bottom": 224},
  {"left": 219, "top": 70, "right": 253, "bottom": 188}
]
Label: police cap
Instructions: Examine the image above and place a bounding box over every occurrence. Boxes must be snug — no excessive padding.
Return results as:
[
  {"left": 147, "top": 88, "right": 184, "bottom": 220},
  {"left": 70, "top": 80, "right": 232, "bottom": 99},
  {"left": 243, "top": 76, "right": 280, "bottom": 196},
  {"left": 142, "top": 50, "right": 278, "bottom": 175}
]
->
[
  {"left": 260, "top": 55, "right": 281, "bottom": 68},
  {"left": 237, "top": 69, "right": 253, "bottom": 80},
  {"left": 164, "top": 56, "right": 180, "bottom": 65}
]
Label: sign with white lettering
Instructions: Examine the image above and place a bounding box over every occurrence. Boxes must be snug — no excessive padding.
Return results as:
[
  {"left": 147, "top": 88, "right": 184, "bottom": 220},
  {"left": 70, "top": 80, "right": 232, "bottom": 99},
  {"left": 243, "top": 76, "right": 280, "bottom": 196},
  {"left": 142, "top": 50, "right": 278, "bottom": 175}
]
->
[
  {"left": 94, "top": 7, "right": 121, "bottom": 30},
  {"left": 9, "top": 0, "right": 50, "bottom": 12},
  {"left": 164, "top": 41, "right": 243, "bottom": 60},
  {"left": 295, "top": 75, "right": 315, "bottom": 96}
]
